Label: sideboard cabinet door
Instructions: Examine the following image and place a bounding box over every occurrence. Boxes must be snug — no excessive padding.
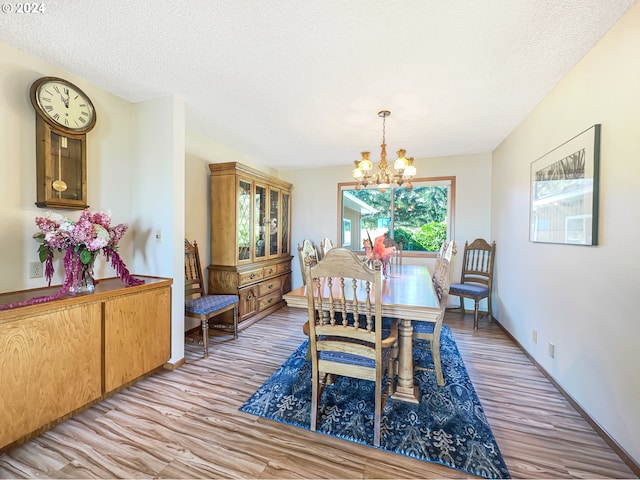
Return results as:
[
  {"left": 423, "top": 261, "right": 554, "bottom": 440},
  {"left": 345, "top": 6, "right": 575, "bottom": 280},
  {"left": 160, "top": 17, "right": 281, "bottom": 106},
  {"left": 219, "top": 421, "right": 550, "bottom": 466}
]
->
[
  {"left": 0, "top": 303, "right": 102, "bottom": 450},
  {"left": 103, "top": 285, "right": 171, "bottom": 393}
]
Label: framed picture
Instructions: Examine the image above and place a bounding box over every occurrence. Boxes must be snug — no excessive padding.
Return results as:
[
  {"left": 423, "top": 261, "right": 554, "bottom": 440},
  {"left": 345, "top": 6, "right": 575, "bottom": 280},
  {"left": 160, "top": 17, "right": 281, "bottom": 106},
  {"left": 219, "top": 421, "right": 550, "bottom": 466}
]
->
[
  {"left": 342, "top": 219, "right": 352, "bottom": 246},
  {"left": 530, "top": 124, "right": 601, "bottom": 245}
]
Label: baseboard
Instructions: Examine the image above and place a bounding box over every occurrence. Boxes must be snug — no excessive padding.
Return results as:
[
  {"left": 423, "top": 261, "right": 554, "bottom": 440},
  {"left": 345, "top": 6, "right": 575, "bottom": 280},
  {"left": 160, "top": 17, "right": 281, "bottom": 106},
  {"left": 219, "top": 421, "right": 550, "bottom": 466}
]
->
[
  {"left": 163, "top": 358, "right": 185, "bottom": 370},
  {"left": 493, "top": 318, "right": 640, "bottom": 477}
]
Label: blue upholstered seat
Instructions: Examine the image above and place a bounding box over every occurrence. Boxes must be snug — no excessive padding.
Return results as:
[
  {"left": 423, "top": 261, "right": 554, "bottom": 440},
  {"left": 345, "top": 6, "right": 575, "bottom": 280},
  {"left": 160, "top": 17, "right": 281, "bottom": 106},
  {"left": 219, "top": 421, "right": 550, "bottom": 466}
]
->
[
  {"left": 449, "top": 283, "right": 489, "bottom": 297},
  {"left": 185, "top": 294, "right": 239, "bottom": 315},
  {"left": 319, "top": 345, "right": 393, "bottom": 369},
  {"left": 318, "top": 323, "right": 396, "bottom": 368}
]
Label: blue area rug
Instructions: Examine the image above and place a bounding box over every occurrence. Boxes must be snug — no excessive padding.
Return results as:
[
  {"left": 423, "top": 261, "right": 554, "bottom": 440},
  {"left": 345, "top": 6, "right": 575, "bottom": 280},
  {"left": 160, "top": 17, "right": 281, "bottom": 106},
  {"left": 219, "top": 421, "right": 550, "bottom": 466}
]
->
[{"left": 240, "top": 325, "right": 510, "bottom": 479}]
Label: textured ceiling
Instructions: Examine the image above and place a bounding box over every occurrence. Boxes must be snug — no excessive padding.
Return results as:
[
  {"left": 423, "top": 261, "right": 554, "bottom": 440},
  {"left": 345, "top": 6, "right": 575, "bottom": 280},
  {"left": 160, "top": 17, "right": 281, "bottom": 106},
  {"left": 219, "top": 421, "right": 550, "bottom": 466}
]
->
[{"left": 0, "top": 0, "right": 635, "bottom": 170}]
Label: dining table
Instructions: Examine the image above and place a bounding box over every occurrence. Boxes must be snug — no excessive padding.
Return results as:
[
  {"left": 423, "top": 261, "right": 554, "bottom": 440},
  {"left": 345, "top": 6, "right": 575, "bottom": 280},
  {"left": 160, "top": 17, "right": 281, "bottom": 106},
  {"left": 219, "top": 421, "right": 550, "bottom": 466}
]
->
[{"left": 283, "top": 263, "right": 441, "bottom": 404}]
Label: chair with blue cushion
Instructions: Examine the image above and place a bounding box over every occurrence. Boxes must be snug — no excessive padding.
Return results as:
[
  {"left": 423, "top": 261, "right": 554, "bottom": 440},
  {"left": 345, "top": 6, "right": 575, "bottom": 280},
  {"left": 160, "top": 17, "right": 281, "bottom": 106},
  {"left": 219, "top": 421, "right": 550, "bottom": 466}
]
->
[
  {"left": 448, "top": 238, "right": 496, "bottom": 329},
  {"left": 185, "top": 239, "right": 239, "bottom": 358},
  {"left": 413, "top": 240, "right": 456, "bottom": 386},
  {"left": 431, "top": 240, "right": 449, "bottom": 285},
  {"left": 304, "top": 247, "right": 398, "bottom": 447},
  {"left": 319, "top": 237, "right": 334, "bottom": 260},
  {"left": 297, "top": 239, "right": 319, "bottom": 285}
]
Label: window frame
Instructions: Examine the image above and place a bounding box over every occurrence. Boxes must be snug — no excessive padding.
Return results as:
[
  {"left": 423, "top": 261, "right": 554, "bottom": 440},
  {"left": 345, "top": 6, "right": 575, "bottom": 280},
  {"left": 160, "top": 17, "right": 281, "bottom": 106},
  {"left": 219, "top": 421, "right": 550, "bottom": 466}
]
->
[{"left": 337, "top": 176, "right": 456, "bottom": 257}]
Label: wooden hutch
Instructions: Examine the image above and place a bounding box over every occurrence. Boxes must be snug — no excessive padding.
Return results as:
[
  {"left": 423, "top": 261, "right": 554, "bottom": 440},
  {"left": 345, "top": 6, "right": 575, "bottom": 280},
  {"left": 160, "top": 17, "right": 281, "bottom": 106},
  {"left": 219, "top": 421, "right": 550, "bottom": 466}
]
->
[{"left": 208, "top": 162, "right": 292, "bottom": 329}]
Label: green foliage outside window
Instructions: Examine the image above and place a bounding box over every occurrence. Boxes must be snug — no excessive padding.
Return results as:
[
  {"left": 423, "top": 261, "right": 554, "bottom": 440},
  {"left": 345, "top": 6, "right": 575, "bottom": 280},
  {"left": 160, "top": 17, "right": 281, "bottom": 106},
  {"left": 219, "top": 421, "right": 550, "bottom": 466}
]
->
[
  {"left": 342, "top": 183, "right": 450, "bottom": 253},
  {"left": 411, "top": 222, "right": 447, "bottom": 251}
]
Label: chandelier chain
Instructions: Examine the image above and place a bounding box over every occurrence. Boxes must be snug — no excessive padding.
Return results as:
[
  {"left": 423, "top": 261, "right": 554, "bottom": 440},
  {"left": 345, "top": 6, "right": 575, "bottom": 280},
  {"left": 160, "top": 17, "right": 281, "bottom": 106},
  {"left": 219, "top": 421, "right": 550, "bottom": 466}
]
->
[{"left": 382, "top": 113, "right": 386, "bottom": 145}]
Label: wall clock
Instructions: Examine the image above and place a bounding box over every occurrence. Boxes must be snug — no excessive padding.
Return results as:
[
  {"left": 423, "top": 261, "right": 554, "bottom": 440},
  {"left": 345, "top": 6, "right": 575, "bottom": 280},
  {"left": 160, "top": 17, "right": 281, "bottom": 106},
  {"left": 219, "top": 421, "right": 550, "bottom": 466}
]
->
[{"left": 30, "top": 76, "right": 97, "bottom": 210}]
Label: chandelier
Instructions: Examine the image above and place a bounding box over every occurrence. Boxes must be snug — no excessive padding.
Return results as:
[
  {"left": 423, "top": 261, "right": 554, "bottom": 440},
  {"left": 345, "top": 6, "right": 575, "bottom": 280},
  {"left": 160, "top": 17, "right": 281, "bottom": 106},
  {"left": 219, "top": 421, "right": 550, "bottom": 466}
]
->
[{"left": 351, "top": 110, "right": 417, "bottom": 192}]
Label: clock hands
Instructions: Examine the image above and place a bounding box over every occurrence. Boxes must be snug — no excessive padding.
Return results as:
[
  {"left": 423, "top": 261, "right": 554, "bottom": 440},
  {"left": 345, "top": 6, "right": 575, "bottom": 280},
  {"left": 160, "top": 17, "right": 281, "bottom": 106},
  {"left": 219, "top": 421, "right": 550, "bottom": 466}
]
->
[{"left": 53, "top": 84, "right": 70, "bottom": 108}]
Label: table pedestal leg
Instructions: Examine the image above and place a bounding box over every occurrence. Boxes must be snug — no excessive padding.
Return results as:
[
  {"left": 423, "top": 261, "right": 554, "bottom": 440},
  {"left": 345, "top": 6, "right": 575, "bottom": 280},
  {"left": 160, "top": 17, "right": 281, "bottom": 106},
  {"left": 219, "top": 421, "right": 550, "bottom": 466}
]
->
[{"left": 391, "top": 318, "right": 419, "bottom": 403}]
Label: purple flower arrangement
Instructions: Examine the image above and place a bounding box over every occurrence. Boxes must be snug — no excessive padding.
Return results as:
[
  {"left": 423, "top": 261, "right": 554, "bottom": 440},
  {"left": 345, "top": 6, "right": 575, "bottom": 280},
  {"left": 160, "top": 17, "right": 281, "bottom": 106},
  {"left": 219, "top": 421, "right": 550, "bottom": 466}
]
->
[{"left": 0, "top": 210, "right": 143, "bottom": 311}]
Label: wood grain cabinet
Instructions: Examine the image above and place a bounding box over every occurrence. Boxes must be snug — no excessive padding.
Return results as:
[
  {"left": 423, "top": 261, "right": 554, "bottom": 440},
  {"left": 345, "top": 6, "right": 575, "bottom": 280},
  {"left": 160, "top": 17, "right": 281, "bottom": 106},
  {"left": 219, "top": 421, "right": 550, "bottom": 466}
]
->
[
  {"left": 208, "top": 162, "right": 292, "bottom": 329},
  {"left": 0, "top": 276, "right": 171, "bottom": 452}
]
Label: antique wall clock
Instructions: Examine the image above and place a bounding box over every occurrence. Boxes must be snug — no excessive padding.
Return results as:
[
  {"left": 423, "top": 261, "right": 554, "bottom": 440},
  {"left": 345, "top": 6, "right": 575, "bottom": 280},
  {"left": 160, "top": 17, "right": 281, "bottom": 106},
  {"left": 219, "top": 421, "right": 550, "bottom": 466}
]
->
[{"left": 30, "top": 76, "right": 96, "bottom": 210}]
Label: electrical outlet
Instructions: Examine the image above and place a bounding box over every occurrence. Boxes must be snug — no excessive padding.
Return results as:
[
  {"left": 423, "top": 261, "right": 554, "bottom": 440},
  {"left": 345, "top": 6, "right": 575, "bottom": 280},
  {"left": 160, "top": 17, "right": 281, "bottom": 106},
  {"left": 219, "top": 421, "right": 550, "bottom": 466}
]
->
[
  {"left": 29, "top": 261, "right": 44, "bottom": 279},
  {"left": 548, "top": 342, "right": 555, "bottom": 358},
  {"left": 532, "top": 330, "right": 537, "bottom": 344}
]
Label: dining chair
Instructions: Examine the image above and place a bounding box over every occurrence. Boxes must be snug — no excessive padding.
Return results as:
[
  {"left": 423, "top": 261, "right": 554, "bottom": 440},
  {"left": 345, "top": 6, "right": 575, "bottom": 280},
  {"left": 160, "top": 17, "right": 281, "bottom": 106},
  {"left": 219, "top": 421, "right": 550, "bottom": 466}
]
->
[
  {"left": 304, "top": 247, "right": 398, "bottom": 447},
  {"left": 184, "top": 239, "right": 239, "bottom": 358},
  {"left": 412, "top": 240, "right": 456, "bottom": 386},
  {"left": 319, "top": 237, "right": 334, "bottom": 259},
  {"left": 297, "top": 239, "right": 319, "bottom": 285},
  {"left": 449, "top": 238, "right": 496, "bottom": 329},
  {"left": 431, "top": 240, "right": 449, "bottom": 285}
]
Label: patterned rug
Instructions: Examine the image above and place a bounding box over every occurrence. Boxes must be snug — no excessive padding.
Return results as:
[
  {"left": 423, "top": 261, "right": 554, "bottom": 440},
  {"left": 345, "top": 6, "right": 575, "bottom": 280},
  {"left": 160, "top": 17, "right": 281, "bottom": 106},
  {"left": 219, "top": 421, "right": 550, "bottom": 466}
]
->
[{"left": 240, "top": 325, "right": 510, "bottom": 479}]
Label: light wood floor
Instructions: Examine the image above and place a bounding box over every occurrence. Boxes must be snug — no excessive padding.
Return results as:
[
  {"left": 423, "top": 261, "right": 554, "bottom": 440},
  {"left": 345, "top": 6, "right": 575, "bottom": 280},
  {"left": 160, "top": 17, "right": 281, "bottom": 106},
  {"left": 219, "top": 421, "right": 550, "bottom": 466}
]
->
[{"left": 0, "top": 306, "right": 636, "bottom": 479}]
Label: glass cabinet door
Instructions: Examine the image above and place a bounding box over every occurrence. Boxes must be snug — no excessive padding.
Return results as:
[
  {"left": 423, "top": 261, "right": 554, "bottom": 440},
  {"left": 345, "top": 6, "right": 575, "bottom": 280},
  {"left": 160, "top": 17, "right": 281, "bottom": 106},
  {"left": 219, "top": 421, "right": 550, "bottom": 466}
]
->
[
  {"left": 281, "top": 192, "right": 290, "bottom": 255},
  {"left": 254, "top": 184, "right": 267, "bottom": 259},
  {"left": 269, "top": 188, "right": 280, "bottom": 256},
  {"left": 237, "top": 178, "right": 252, "bottom": 262}
]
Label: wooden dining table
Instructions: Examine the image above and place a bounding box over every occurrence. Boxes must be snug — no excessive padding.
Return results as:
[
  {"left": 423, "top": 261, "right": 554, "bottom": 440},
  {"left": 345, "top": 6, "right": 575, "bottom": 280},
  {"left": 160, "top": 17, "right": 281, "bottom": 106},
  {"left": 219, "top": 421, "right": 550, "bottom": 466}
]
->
[{"left": 283, "top": 263, "right": 441, "bottom": 404}]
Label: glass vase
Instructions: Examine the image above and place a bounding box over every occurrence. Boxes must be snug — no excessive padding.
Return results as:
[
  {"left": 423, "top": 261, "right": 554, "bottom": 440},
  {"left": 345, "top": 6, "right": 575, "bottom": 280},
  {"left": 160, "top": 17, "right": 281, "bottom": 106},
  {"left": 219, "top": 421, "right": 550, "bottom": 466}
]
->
[{"left": 69, "top": 254, "right": 96, "bottom": 294}]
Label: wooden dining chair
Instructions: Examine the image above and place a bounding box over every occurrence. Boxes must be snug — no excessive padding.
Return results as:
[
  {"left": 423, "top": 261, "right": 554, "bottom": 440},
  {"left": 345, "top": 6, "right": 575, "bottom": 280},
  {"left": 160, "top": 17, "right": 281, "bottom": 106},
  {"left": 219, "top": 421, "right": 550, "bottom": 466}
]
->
[
  {"left": 304, "top": 248, "right": 398, "bottom": 447},
  {"left": 319, "top": 237, "right": 334, "bottom": 260},
  {"left": 449, "top": 238, "right": 496, "bottom": 329},
  {"left": 297, "top": 239, "right": 319, "bottom": 285},
  {"left": 412, "top": 240, "right": 456, "bottom": 386},
  {"left": 431, "top": 240, "right": 449, "bottom": 285},
  {"left": 184, "top": 239, "right": 239, "bottom": 358}
]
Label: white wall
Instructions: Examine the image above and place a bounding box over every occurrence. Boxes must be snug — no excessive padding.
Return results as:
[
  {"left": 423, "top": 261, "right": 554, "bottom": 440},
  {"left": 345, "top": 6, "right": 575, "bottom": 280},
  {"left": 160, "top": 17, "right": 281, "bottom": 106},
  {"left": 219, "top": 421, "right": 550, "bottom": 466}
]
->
[
  {"left": 0, "top": 41, "right": 186, "bottom": 365},
  {"left": 280, "top": 153, "right": 493, "bottom": 291},
  {"left": 0, "top": 41, "right": 138, "bottom": 290},
  {"left": 491, "top": 2, "right": 640, "bottom": 463},
  {"left": 132, "top": 96, "right": 186, "bottom": 364}
]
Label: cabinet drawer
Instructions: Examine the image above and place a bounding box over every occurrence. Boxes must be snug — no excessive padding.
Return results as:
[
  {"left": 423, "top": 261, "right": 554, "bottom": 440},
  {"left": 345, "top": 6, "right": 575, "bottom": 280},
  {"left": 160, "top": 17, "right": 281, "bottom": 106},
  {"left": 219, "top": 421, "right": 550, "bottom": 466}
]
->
[
  {"left": 259, "top": 290, "right": 281, "bottom": 311},
  {"left": 264, "top": 265, "right": 278, "bottom": 277},
  {"left": 239, "top": 268, "right": 264, "bottom": 285},
  {"left": 277, "top": 262, "right": 291, "bottom": 274},
  {"left": 259, "top": 278, "right": 281, "bottom": 297}
]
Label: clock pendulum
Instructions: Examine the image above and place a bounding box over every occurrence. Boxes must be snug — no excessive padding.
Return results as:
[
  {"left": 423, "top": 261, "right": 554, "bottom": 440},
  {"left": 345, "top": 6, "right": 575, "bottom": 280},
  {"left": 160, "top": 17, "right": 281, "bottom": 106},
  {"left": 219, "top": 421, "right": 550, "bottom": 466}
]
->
[{"left": 52, "top": 135, "right": 68, "bottom": 195}]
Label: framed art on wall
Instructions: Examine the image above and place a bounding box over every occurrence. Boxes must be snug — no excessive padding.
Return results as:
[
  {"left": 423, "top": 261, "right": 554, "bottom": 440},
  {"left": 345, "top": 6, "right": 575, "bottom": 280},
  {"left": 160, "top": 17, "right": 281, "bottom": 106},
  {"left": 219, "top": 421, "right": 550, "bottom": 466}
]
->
[{"left": 530, "top": 124, "right": 601, "bottom": 245}]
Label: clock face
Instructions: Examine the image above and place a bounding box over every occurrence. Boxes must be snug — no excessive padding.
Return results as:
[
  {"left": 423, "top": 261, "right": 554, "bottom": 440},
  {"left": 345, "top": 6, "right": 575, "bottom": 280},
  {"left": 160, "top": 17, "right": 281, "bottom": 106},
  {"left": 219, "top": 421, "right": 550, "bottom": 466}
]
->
[{"left": 33, "top": 78, "right": 96, "bottom": 132}]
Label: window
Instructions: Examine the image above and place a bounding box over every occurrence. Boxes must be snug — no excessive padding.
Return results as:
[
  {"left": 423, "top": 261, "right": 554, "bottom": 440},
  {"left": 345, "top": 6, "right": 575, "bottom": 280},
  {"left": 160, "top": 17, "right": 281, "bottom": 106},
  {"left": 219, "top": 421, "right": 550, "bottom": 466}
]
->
[{"left": 339, "top": 177, "right": 455, "bottom": 254}]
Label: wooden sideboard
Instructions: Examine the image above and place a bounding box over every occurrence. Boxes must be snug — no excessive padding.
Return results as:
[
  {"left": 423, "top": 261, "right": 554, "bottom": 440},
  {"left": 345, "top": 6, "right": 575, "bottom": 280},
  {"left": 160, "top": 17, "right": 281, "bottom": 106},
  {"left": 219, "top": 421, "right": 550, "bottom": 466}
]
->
[
  {"left": 208, "top": 162, "right": 292, "bottom": 329},
  {"left": 0, "top": 276, "right": 172, "bottom": 452}
]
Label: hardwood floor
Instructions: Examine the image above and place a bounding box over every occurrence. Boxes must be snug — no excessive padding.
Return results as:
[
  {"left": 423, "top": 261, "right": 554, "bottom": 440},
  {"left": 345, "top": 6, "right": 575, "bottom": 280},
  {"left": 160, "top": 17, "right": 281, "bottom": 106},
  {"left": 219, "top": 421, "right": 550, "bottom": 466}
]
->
[{"left": 0, "top": 306, "right": 636, "bottom": 479}]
